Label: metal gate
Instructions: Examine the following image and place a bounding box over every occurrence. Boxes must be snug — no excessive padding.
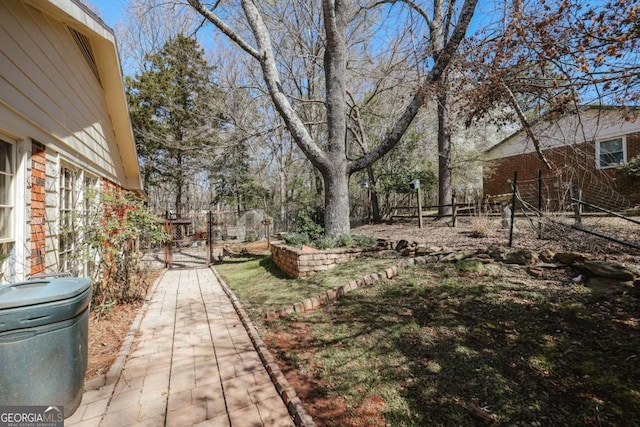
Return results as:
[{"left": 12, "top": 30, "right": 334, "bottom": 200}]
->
[{"left": 164, "top": 211, "right": 215, "bottom": 268}]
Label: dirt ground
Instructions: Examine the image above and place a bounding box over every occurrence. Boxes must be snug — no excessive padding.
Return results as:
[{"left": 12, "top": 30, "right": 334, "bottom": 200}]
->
[
  {"left": 86, "top": 302, "right": 141, "bottom": 380},
  {"left": 356, "top": 215, "right": 639, "bottom": 254}
]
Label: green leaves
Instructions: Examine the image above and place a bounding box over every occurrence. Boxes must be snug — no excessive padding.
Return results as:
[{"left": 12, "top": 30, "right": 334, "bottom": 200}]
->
[{"left": 616, "top": 154, "right": 640, "bottom": 186}]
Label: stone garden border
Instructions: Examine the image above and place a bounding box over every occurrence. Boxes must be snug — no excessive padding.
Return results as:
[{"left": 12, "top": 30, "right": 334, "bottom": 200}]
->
[
  {"left": 264, "top": 245, "right": 640, "bottom": 320},
  {"left": 264, "top": 256, "right": 424, "bottom": 320}
]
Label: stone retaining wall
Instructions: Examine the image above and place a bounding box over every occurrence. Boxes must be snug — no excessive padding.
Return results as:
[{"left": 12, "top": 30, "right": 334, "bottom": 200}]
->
[{"left": 270, "top": 242, "right": 381, "bottom": 278}]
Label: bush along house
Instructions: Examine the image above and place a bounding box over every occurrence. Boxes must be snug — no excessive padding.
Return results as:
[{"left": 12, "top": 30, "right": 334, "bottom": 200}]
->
[
  {"left": 483, "top": 106, "right": 640, "bottom": 212},
  {"left": 0, "top": 0, "right": 143, "bottom": 283}
]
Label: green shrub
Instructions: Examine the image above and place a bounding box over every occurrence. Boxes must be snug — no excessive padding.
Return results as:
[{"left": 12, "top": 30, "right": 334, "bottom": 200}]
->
[
  {"left": 335, "top": 234, "right": 354, "bottom": 248},
  {"left": 353, "top": 234, "right": 377, "bottom": 247},
  {"left": 616, "top": 155, "right": 640, "bottom": 186},
  {"left": 82, "top": 190, "right": 168, "bottom": 314},
  {"left": 283, "top": 232, "right": 310, "bottom": 248},
  {"left": 314, "top": 236, "right": 337, "bottom": 250},
  {"left": 293, "top": 205, "right": 324, "bottom": 238},
  {"left": 283, "top": 232, "right": 377, "bottom": 250}
]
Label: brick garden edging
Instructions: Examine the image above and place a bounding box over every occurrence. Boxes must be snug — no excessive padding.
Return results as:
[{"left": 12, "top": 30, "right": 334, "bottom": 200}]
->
[
  {"left": 264, "top": 256, "right": 427, "bottom": 320},
  {"left": 210, "top": 266, "right": 317, "bottom": 427}
]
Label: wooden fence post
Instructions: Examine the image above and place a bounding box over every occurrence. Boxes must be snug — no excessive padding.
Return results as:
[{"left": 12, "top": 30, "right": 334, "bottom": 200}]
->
[
  {"left": 417, "top": 186, "right": 423, "bottom": 229},
  {"left": 165, "top": 210, "right": 172, "bottom": 269},
  {"left": 537, "top": 169, "right": 542, "bottom": 239},
  {"left": 508, "top": 171, "right": 518, "bottom": 247},
  {"left": 451, "top": 191, "right": 457, "bottom": 227},
  {"left": 573, "top": 188, "right": 583, "bottom": 225},
  {"left": 208, "top": 210, "right": 213, "bottom": 264}
]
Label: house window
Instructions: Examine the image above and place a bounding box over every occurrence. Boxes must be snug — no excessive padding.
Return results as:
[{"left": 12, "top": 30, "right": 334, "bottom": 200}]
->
[
  {"left": 596, "top": 138, "right": 625, "bottom": 169},
  {"left": 82, "top": 174, "right": 99, "bottom": 278},
  {"left": 0, "top": 139, "right": 14, "bottom": 241},
  {"left": 59, "top": 166, "right": 78, "bottom": 273}
]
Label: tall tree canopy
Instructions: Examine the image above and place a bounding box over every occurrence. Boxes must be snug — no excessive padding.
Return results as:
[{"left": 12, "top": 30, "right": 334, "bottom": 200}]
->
[
  {"left": 126, "top": 34, "right": 225, "bottom": 213},
  {"left": 185, "top": 0, "right": 478, "bottom": 236}
]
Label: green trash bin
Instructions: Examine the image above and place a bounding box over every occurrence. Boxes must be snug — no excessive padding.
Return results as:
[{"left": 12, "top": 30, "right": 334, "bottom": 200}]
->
[{"left": 0, "top": 277, "right": 92, "bottom": 417}]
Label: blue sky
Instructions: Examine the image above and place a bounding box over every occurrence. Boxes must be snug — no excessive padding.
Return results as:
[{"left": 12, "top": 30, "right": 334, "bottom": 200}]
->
[{"left": 91, "top": 0, "right": 128, "bottom": 28}]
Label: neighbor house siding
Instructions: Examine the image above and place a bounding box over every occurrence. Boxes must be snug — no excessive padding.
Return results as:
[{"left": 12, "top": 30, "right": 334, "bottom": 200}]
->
[
  {"left": 0, "top": 0, "right": 126, "bottom": 182},
  {"left": 484, "top": 108, "right": 640, "bottom": 210}
]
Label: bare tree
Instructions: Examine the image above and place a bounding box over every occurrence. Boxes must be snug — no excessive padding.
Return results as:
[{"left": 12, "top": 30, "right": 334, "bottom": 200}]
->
[
  {"left": 183, "top": 0, "right": 478, "bottom": 236},
  {"left": 116, "top": 0, "right": 202, "bottom": 72}
]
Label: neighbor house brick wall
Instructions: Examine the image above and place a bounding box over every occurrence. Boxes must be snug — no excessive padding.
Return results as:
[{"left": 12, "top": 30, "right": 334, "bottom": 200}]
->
[
  {"left": 484, "top": 132, "right": 640, "bottom": 208},
  {"left": 30, "top": 141, "right": 46, "bottom": 276}
]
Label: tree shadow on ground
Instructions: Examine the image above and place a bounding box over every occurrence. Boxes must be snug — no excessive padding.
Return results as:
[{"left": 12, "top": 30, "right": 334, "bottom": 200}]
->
[{"left": 294, "top": 262, "right": 640, "bottom": 426}]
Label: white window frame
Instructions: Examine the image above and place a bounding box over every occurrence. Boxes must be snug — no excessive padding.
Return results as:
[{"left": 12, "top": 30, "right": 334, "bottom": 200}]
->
[
  {"left": 81, "top": 173, "right": 100, "bottom": 278},
  {"left": 0, "top": 135, "right": 15, "bottom": 244},
  {"left": 596, "top": 136, "right": 626, "bottom": 170},
  {"left": 58, "top": 165, "right": 79, "bottom": 274}
]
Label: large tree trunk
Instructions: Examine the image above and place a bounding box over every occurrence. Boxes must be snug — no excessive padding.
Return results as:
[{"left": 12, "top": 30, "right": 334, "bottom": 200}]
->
[
  {"left": 323, "top": 165, "right": 351, "bottom": 236},
  {"left": 437, "top": 87, "right": 452, "bottom": 216},
  {"left": 321, "top": 1, "right": 349, "bottom": 236}
]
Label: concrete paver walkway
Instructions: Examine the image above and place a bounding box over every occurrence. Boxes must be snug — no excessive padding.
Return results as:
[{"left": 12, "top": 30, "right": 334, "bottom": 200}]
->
[{"left": 67, "top": 268, "right": 294, "bottom": 427}]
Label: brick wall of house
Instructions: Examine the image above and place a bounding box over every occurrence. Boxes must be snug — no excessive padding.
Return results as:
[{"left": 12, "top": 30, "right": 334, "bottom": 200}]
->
[
  {"left": 484, "top": 132, "right": 640, "bottom": 209},
  {"left": 30, "top": 141, "right": 46, "bottom": 275}
]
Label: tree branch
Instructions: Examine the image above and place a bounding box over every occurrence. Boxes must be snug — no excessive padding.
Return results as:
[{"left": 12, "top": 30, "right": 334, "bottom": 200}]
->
[
  {"left": 502, "top": 81, "right": 553, "bottom": 170},
  {"left": 350, "top": 0, "right": 479, "bottom": 173},
  {"left": 186, "top": 0, "right": 261, "bottom": 59},
  {"left": 240, "top": 0, "right": 329, "bottom": 170}
]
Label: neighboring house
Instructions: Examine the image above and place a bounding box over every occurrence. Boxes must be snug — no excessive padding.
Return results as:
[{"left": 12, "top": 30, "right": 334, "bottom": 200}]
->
[
  {"left": 484, "top": 106, "right": 640, "bottom": 211},
  {"left": 0, "top": 0, "right": 142, "bottom": 282}
]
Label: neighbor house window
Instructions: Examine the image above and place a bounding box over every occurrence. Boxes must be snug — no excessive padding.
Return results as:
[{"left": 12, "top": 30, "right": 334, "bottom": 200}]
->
[
  {"left": 59, "top": 166, "right": 78, "bottom": 273},
  {"left": 596, "top": 138, "right": 625, "bottom": 169},
  {"left": 0, "top": 139, "right": 14, "bottom": 241}
]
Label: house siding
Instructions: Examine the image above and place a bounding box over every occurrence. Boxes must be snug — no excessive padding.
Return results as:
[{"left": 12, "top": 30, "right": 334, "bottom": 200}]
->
[
  {"left": 0, "top": 0, "right": 126, "bottom": 182},
  {"left": 0, "top": 1, "right": 142, "bottom": 282}
]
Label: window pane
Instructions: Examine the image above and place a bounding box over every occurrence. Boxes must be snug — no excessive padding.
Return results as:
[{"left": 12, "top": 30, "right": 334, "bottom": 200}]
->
[
  {"left": 0, "top": 140, "right": 12, "bottom": 174},
  {"left": 0, "top": 207, "right": 12, "bottom": 239},
  {"left": 600, "top": 139, "right": 622, "bottom": 154},
  {"left": 0, "top": 174, "right": 8, "bottom": 205},
  {"left": 599, "top": 138, "right": 624, "bottom": 168},
  {"left": 600, "top": 151, "right": 623, "bottom": 167}
]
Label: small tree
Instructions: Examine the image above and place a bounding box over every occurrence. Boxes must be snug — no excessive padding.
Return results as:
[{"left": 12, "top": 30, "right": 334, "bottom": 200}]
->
[{"left": 83, "top": 190, "right": 168, "bottom": 314}]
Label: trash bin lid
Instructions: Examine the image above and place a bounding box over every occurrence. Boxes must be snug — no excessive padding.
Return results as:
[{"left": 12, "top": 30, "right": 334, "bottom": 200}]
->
[
  {"left": 0, "top": 277, "right": 91, "bottom": 310},
  {"left": 0, "top": 278, "right": 92, "bottom": 333}
]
